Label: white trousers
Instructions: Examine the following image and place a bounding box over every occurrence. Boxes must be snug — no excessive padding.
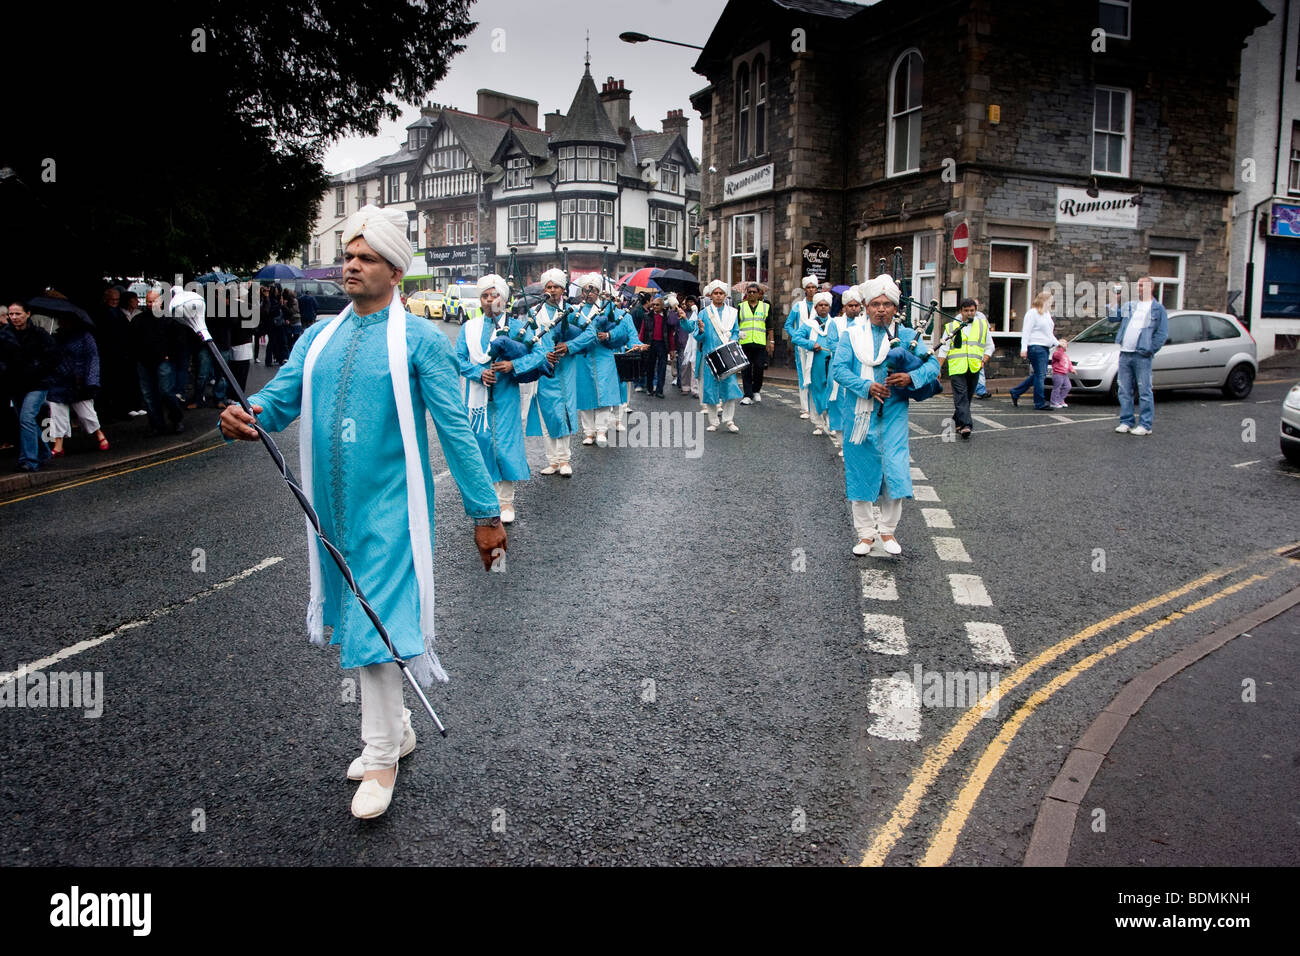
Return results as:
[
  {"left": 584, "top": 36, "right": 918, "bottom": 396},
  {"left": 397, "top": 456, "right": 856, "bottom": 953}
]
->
[
  {"left": 579, "top": 407, "right": 614, "bottom": 435},
  {"left": 48, "top": 400, "right": 101, "bottom": 439},
  {"left": 518, "top": 382, "right": 537, "bottom": 428},
  {"left": 811, "top": 408, "right": 829, "bottom": 432},
  {"left": 359, "top": 661, "right": 405, "bottom": 770},
  {"left": 707, "top": 399, "right": 737, "bottom": 425},
  {"left": 536, "top": 406, "right": 571, "bottom": 465},
  {"left": 494, "top": 479, "right": 515, "bottom": 507},
  {"left": 852, "top": 493, "right": 903, "bottom": 538}
]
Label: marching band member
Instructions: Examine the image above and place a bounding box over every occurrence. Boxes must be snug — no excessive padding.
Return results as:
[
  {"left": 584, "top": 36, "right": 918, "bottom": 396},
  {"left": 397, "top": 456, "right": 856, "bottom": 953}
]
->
[
  {"left": 683, "top": 280, "right": 743, "bottom": 432},
  {"left": 791, "top": 290, "right": 837, "bottom": 438},
  {"left": 783, "top": 275, "right": 820, "bottom": 420},
  {"left": 827, "top": 287, "right": 865, "bottom": 452},
  {"left": 574, "top": 273, "right": 628, "bottom": 448},
  {"left": 831, "top": 274, "right": 940, "bottom": 557},
  {"left": 456, "top": 274, "right": 550, "bottom": 524},
  {"left": 524, "top": 268, "right": 596, "bottom": 476}
]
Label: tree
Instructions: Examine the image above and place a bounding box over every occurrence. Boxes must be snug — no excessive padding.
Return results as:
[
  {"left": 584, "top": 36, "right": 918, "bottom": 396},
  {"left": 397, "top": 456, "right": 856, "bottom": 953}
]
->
[{"left": 1, "top": 0, "right": 476, "bottom": 304}]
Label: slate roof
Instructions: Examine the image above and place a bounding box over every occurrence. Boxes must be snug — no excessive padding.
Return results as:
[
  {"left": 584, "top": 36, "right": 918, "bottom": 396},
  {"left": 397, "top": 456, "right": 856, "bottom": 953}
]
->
[{"left": 549, "top": 67, "right": 625, "bottom": 147}]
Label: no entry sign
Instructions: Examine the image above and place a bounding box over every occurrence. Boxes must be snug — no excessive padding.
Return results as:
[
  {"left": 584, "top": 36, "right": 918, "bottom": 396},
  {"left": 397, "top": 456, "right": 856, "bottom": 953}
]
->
[{"left": 952, "top": 222, "right": 970, "bottom": 264}]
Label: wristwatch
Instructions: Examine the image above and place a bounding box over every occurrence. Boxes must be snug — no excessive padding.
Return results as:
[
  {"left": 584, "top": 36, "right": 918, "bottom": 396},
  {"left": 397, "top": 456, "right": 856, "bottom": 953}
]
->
[{"left": 474, "top": 516, "right": 502, "bottom": 528}]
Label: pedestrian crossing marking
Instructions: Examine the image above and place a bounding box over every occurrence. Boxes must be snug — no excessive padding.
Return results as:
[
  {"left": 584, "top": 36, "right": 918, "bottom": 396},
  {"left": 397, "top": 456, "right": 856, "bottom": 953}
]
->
[
  {"left": 910, "top": 467, "right": 927, "bottom": 480},
  {"left": 861, "top": 613, "right": 908, "bottom": 655},
  {"left": 964, "top": 622, "right": 1015, "bottom": 665},
  {"left": 867, "top": 676, "right": 921, "bottom": 741},
  {"left": 949, "top": 574, "right": 992, "bottom": 607},
  {"left": 860, "top": 569, "right": 899, "bottom": 601},
  {"left": 921, "top": 508, "right": 954, "bottom": 529},
  {"left": 913, "top": 485, "right": 940, "bottom": 502},
  {"left": 1048, "top": 414, "right": 1073, "bottom": 423},
  {"left": 933, "top": 537, "right": 971, "bottom": 562},
  {"left": 908, "top": 422, "right": 932, "bottom": 436},
  {"left": 971, "top": 415, "right": 1005, "bottom": 430}
]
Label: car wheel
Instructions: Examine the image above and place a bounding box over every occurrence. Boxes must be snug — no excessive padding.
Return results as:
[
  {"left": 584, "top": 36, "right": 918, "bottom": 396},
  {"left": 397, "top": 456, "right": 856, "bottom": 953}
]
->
[
  {"left": 424, "top": 308, "right": 431, "bottom": 320},
  {"left": 1221, "top": 363, "right": 1255, "bottom": 399},
  {"left": 1283, "top": 440, "right": 1300, "bottom": 466},
  {"left": 1107, "top": 378, "right": 1119, "bottom": 404}
]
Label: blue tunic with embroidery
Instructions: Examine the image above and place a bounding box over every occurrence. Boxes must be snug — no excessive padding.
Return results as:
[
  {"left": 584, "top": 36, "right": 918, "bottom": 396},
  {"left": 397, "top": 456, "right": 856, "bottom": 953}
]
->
[
  {"left": 246, "top": 307, "right": 499, "bottom": 670},
  {"left": 525, "top": 301, "right": 597, "bottom": 437},
  {"left": 575, "top": 301, "right": 629, "bottom": 410},
  {"left": 784, "top": 298, "right": 818, "bottom": 389},
  {"left": 791, "top": 314, "right": 838, "bottom": 415},
  {"left": 682, "top": 305, "right": 744, "bottom": 405}
]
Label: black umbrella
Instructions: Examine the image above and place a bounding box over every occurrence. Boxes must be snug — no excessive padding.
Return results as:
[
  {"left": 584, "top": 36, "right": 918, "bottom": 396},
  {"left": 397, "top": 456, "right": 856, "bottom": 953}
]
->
[
  {"left": 650, "top": 269, "right": 699, "bottom": 297},
  {"left": 28, "top": 295, "right": 94, "bottom": 329}
]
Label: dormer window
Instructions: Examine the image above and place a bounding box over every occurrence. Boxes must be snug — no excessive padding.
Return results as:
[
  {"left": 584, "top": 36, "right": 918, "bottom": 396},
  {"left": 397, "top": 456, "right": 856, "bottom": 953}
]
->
[
  {"left": 659, "top": 161, "right": 681, "bottom": 194},
  {"left": 506, "top": 155, "right": 533, "bottom": 190},
  {"left": 411, "top": 128, "right": 429, "bottom": 150}
]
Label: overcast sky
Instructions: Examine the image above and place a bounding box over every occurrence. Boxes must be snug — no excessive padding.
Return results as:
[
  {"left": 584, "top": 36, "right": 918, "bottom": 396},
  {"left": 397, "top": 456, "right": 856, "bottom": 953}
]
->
[{"left": 323, "top": 0, "right": 735, "bottom": 174}]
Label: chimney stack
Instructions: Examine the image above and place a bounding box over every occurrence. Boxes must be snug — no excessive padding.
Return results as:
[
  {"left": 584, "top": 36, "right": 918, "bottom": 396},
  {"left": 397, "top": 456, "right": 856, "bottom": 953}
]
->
[
  {"left": 599, "top": 76, "right": 633, "bottom": 136},
  {"left": 661, "top": 108, "right": 688, "bottom": 138},
  {"left": 544, "top": 109, "right": 564, "bottom": 133}
]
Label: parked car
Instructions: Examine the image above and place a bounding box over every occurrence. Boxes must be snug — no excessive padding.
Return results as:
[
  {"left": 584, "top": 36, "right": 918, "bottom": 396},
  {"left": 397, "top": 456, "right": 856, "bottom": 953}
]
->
[
  {"left": 1064, "top": 310, "right": 1258, "bottom": 401},
  {"left": 443, "top": 285, "right": 482, "bottom": 324},
  {"left": 275, "top": 278, "right": 350, "bottom": 319},
  {"left": 406, "top": 290, "right": 445, "bottom": 320},
  {"left": 1281, "top": 382, "right": 1300, "bottom": 465}
]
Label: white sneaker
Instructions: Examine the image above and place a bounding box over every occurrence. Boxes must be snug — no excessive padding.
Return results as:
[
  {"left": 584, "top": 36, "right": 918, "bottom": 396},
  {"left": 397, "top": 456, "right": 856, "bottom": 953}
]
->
[
  {"left": 706, "top": 423, "right": 718, "bottom": 432},
  {"left": 616, "top": 421, "right": 627, "bottom": 431},
  {"left": 558, "top": 462, "right": 573, "bottom": 476},
  {"left": 540, "top": 464, "right": 558, "bottom": 475},
  {"left": 852, "top": 538, "right": 874, "bottom": 556},
  {"left": 799, "top": 412, "right": 810, "bottom": 420},
  {"left": 634, "top": 386, "right": 644, "bottom": 393},
  {"left": 753, "top": 393, "right": 762, "bottom": 403},
  {"left": 880, "top": 535, "right": 902, "bottom": 555},
  {"left": 1130, "top": 425, "right": 1150, "bottom": 436},
  {"left": 740, "top": 397, "right": 753, "bottom": 405},
  {"left": 812, "top": 427, "right": 823, "bottom": 435},
  {"left": 348, "top": 709, "right": 416, "bottom": 781},
  {"left": 726, "top": 422, "right": 739, "bottom": 433},
  {"left": 351, "top": 764, "right": 397, "bottom": 819},
  {"left": 582, "top": 434, "right": 595, "bottom": 445},
  {"left": 500, "top": 507, "right": 516, "bottom": 524},
  {"left": 1114, "top": 424, "right": 1131, "bottom": 433},
  {"left": 595, "top": 431, "right": 608, "bottom": 447},
  {"left": 838, "top": 449, "right": 844, "bottom": 458}
]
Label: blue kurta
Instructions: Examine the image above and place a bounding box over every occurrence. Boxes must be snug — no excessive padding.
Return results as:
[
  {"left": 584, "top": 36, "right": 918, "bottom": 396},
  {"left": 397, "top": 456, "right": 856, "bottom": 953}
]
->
[
  {"left": 784, "top": 298, "right": 817, "bottom": 389},
  {"left": 575, "top": 302, "right": 629, "bottom": 410},
  {"left": 525, "top": 301, "right": 596, "bottom": 437},
  {"left": 828, "top": 316, "right": 853, "bottom": 431},
  {"left": 248, "top": 307, "right": 499, "bottom": 670},
  {"left": 831, "top": 321, "right": 940, "bottom": 502},
  {"left": 456, "top": 315, "right": 548, "bottom": 482},
  {"left": 684, "top": 305, "right": 744, "bottom": 406},
  {"left": 791, "top": 313, "right": 838, "bottom": 415}
]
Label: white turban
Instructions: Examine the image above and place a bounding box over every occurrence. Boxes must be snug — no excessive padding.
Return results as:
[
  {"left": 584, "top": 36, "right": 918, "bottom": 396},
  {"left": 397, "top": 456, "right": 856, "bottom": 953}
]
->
[
  {"left": 576, "top": 272, "right": 603, "bottom": 290},
  {"left": 860, "top": 274, "right": 900, "bottom": 306},
  {"left": 539, "top": 268, "right": 567, "bottom": 288},
  {"left": 702, "top": 279, "right": 729, "bottom": 297},
  {"left": 477, "top": 274, "right": 508, "bottom": 300},
  {"left": 812, "top": 291, "right": 833, "bottom": 307},
  {"left": 340, "top": 203, "right": 412, "bottom": 273},
  {"left": 841, "top": 287, "right": 864, "bottom": 305},
  {"left": 801, "top": 275, "right": 819, "bottom": 289}
]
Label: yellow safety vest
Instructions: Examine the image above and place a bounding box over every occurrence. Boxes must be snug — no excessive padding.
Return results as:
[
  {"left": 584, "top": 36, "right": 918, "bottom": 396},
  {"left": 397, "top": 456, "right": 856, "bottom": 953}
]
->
[
  {"left": 738, "top": 300, "right": 770, "bottom": 346},
  {"left": 944, "top": 316, "right": 990, "bottom": 375}
]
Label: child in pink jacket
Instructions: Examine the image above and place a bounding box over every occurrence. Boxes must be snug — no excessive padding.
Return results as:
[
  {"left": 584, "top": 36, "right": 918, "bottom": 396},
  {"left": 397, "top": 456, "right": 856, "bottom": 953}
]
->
[{"left": 1049, "top": 339, "right": 1073, "bottom": 408}]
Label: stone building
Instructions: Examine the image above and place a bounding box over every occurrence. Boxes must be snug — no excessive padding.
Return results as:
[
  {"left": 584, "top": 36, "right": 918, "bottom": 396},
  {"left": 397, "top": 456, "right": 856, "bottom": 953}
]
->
[{"left": 691, "top": 0, "right": 1272, "bottom": 374}]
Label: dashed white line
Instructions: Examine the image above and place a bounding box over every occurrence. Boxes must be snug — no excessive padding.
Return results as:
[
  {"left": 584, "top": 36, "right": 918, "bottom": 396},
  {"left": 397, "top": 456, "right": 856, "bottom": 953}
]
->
[
  {"left": 971, "top": 415, "right": 1006, "bottom": 430},
  {"left": 1232, "top": 460, "right": 1262, "bottom": 468},
  {"left": 867, "top": 676, "right": 921, "bottom": 741},
  {"left": 908, "top": 421, "right": 933, "bottom": 435},
  {"left": 933, "top": 537, "right": 972, "bottom": 562},
  {"left": 913, "top": 485, "right": 940, "bottom": 502},
  {"left": 922, "top": 508, "right": 954, "bottom": 529},
  {"left": 860, "top": 569, "right": 899, "bottom": 601},
  {"left": 862, "top": 614, "right": 909, "bottom": 655},
  {"left": 964, "top": 622, "right": 1016, "bottom": 665},
  {"left": 1048, "top": 414, "right": 1073, "bottom": 423},
  {"left": 910, "top": 467, "right": 927, "bottom": 481},
  {"left": 949, "top": 573, "right": 992, "bottom": 607},
  {"left": 0, "top": 557, "right": 285, "bottom": 685}
]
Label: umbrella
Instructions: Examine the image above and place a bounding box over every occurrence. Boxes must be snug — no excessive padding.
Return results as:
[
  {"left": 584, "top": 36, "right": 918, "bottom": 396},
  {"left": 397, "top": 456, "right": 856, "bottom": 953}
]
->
[
  {"left": 651, "top": 269, "right": 699, "bottom": 297},
  {"left": 254, "top": 263, "right": 304, "bottom": 280},
  {"left": 731, "top": 279, "right": 770, "bottom": 295},
  {"left": 618, "top": 267, "right": 662, "bottom": 291},
  {"left": 195, "top": 271, "right": 238, "bottom": 284},
  {"left": 27, "top": 294, "right": 94, "bottom": 328}
]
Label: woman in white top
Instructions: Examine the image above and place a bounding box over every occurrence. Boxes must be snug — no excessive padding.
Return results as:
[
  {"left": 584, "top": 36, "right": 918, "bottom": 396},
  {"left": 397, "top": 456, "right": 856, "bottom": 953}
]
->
[{"left": 1009, "top": 291, "right": 1059, "bottom": 410}]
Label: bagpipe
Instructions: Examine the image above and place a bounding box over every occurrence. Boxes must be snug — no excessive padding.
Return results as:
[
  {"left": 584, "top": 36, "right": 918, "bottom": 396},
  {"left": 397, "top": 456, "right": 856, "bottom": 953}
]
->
[
  {"left": 488, "top": 315, "right": 552, "bottom": 383},
  {"left": 874, "top": 247, "right": 965, "bottom": 405},
  {"left": 592, "top": 299, "right": 622, "bottom": 342}
]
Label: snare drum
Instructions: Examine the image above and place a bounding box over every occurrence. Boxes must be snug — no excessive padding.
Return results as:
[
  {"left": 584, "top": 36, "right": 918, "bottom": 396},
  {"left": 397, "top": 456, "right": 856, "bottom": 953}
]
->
[
  {"left": 614, "top": 350, "right": 644, "bottom": 382},
  {"left": 705, "top": 340, "right": 749, "bottom": 379}
]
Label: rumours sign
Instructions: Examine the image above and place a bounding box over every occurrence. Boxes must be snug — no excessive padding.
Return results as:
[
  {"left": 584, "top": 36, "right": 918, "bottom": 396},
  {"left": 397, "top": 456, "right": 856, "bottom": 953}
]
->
[
  {"left": 723, "top": 163, "right": 774, "bottom": 201},
  {"left": 1056, "top": 187, "right": 1139, "bottom": 229}
]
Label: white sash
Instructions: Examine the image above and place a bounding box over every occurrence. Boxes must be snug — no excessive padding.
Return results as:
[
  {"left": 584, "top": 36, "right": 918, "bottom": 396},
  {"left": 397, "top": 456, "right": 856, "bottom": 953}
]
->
[
  {"left": 706, "top": 304, "right": 734, "bottom": 345},
  {"left": 464, "top": 314, "right": 491, "bottom": 433},
  {"left": 829, "top": 315, "right": 850, "bottom": 403},
  {"left": 848, "top": 321, "right": 891, "bottom": 444}
]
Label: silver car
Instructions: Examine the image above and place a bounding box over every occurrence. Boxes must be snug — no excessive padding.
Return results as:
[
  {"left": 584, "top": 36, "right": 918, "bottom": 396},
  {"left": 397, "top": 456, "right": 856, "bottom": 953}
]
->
[
  {"left": 1281, "top": 381, "right": 1300, "bottom": 465},
  {"left": 1064, "top": 310, "right": 1258, "bottom": 400}
]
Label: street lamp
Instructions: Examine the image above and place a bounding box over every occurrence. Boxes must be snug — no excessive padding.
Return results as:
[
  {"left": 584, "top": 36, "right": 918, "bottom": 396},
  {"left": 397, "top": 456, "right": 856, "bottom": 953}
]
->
[
  {"left": 618, "top": 31, "right": 704, "bottom": 51},
  {"left": 561, "top": 246, "right": 569, "bottom": 274}
]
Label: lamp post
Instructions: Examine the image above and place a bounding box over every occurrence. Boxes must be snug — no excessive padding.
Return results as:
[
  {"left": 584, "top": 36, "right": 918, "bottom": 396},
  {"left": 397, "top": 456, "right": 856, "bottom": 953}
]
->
[
  {"left": 561, "top": 246, "right": 569, "bottom": 275},
  {"left": 618, "top": 32, "right": 704, "bottom": 51}
]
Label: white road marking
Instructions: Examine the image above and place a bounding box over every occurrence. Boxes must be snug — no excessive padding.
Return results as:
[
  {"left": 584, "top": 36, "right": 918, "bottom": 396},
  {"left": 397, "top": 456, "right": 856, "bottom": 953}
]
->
[
  {"left": 913, "top": 485, "right": 940, "bottom": 501},
  {"left": 908, "top": 421, "right": 932, "bottom": 435},
  {"left": 1222, "top": 402, "right": 1243, "bottom": 407},
  {"left": 1232, "top": 460, "right": 1262, "bottom": 468},
  {"left": 867, "top": 676, "right": 921, "bottom": 741},
  {"left": 861, "top": 613, "right": 909, "bottom": 655},
  {"left": 922, "top": 508, "right": 954, "bottom": 529},
  {"left": 912, "top": 418, "right": 1118, "bottom": 440},
  {"left": 1048, "top": 414, "right": 1073, "bottom": 423},
  {"left": 860, "top": 568, "right": 899, "bottom": 601},
  {"left": 0, "top": 557, "right": 285, "bottom": 685},
  {"left": 965, "top": 622, "right": 1016, "bottom": 665},
  {"left": 971, "top": 415, "right": 1006, "bottom": 430},
  {"left": 933, "top": 537, "right": 972, "bottom": 562},
  {"left": 910, "top": 467, "right": 927, "bottom": 480},
  {"left": 1255, "top": 400, "right": 1277, "bottom": 404},
  {"left": 949, "top": 574, "right": 992, "bottom": 607}
]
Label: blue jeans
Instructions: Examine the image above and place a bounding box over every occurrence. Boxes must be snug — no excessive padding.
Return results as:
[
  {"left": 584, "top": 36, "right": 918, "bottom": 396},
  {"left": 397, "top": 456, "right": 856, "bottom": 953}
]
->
[
  {"left": 1011, "top": 345, "right": 1050, "bottom": 408},
  {"left": 17, "top": 389, "right": 51, "bottom": 469},
  {"left": 137, "top": 361, "right": 183, "bottom": 432},
  {"left": 1117, "top": 351, "right": 1154, "bottom": 429},
  {"left": 975, "top": 368, "right": 988, "bottom": 397}
]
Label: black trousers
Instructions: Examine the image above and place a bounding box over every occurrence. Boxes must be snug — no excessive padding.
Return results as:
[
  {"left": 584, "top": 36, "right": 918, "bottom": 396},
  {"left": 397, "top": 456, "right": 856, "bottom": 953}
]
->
[
  {"left": 645, "top": 340, "right": 669, "bottom": 395},
  {"left": 741, "top": 343, "right": 768, "bottom": 396},
  {"left": 950, "top": 369, "right": 979, "bottom": 429}
]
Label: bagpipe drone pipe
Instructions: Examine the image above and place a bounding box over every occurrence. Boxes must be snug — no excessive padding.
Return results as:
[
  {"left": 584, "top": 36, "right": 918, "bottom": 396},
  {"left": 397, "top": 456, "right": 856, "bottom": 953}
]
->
[{"left": 488, "top": 319, "right": 552, "bottom": 383}]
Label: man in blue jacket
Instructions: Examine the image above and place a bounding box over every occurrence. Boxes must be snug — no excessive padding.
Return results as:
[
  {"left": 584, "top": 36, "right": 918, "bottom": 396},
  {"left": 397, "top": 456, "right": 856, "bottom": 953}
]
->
[{"left": 1106, "top": 276, "right": 1169, "bottom": 436}]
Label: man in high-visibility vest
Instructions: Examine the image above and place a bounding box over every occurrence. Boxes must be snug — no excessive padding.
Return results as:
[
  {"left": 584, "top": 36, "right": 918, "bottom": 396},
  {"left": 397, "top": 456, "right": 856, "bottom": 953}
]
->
[
  {"left": 935, "top": 297, "right": 994, "bottom": 440},
  {"left": 737, "top": 282, "right": 774, "bottom": 404}
]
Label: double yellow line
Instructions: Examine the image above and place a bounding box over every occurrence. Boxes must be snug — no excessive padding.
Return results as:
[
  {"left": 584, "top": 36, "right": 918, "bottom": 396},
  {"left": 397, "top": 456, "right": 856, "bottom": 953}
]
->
[{"left": 861, "top": 550, "right": 1289, "bottom": 867}]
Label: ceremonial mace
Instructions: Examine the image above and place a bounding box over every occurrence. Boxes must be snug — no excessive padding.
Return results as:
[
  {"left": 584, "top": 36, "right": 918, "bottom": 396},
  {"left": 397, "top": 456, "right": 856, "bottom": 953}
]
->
[{"left": 167, "top": 289, "right": 448, "bottom": 736}]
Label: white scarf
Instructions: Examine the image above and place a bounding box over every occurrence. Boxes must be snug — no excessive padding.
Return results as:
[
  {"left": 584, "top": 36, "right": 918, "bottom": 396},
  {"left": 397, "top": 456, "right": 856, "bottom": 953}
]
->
[
  {"left": 847, "top": 320, "right": 892, "bottom": 444},
  {"left": 829, "top": 314, "right": 851, "bottom": 402},
  {"left": 463, "top": 312, "right": 495, "bottom": 434},
  {"left": 795, "top": 300, "right": 821, "bottom": 383},
  {"left": 300, "top": 291, "right": 446, "bottom": 685},
  {"left": 705, "top": 303, "right": 735, "bottom": 344}
]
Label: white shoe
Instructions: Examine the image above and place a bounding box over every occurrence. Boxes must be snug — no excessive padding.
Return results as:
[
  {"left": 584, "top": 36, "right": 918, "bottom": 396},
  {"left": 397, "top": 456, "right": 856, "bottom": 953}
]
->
[
  {"left": 351, "top": 764, "right": 397, "bottom": 819},
  {"left": 540, "top": 464, "right": 558, "bottom": 475},
  {"left": 582, "top": 434, "right": 595, "bottom": 445},
  {"left": 799, "top": 412, "right": 809, "bottom": 420},
  {"left": 706, "top": 423, "right": 718, "bottom": 432},
  {"left": 500, "top": 507, "right": 516, "bottom": 524},
  {"left": 634, "top": 386, "right": 644, "bottom": 393},
  {"left": 1130, "top": 425, "right": 1150, "bottom": 436},
  {"left": 1114, "top": 424, "right": 1131, "bottom": 433},
  {"left": 559, "top": 463, "right": 573, "bottom": 476},
  {"left": 740, "top": 397, "right": 753, "bottom": 405},
  {"left": 726, "top": 422, "right": 739, "bottom": 433},
  {"left": 838, "top": 450, "right": 844, "bottom": 458},
  {"left": 616, "top": 420, "right": 626, "bottom": 431},
  {"left": 753, "top": 393, "right": 762, "bottom": 403},
  {"left": 812, "top": 427, "right": 823, "bottom": 435},
  {"left": 595, "top": 431, "right": 608, "bottom": 447},
  {"left": 880, "top": 535, "right": 902, "bottom": 555},
  {"left": 348, "top": 709, "right": 416, "bottom": 780},
  {"left": 852, "top": 538, "right": 875, "bottom": 556}
]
